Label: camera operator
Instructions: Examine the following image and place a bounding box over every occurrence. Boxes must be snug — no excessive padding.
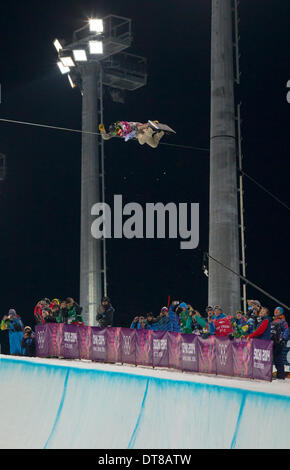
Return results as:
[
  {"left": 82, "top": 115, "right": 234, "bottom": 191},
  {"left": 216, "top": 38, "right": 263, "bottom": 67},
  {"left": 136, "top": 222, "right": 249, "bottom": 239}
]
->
[{"left": 21, "top": 326, "right": 35, "bottom": 357}]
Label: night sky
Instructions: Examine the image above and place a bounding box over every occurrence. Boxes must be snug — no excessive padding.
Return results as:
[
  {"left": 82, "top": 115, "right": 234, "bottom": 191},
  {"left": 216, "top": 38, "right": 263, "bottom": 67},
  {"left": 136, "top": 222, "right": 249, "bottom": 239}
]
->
[{"left": 0, "top": 0, "right": 289, "bottom": 330}]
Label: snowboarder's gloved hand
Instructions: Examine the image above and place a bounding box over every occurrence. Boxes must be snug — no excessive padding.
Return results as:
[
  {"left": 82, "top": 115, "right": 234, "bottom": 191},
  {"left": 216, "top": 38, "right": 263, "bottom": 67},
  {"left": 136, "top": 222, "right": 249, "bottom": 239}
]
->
[{"left": 99, "top": 124, "right": 105, "bottom": 133}]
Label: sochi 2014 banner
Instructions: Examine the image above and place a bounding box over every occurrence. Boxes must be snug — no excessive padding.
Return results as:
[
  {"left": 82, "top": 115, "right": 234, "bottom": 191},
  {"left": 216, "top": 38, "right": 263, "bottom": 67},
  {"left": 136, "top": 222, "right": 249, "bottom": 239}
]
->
[{"left": 35, "top": 324, "right": 273, "bottom": 381}]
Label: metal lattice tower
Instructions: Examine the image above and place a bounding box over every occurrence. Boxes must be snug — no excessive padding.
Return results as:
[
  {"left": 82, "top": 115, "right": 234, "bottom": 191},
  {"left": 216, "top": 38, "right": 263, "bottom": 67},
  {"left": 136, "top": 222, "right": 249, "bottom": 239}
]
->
[{"left": 54, "top": 15, "right": 147, "bottom": 325}]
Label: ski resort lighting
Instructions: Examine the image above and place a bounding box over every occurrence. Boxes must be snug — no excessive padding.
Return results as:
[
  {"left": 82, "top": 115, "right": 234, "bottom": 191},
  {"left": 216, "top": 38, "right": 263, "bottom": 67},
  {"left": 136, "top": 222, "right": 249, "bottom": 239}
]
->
[
  {"left": 89, "top": 18, "right": 103, "bottom": 33},
  {"left": 57, "top": 61, "right": 70, "bottom": 74},
  {"left": 89, "top": 40, "right": 103, "bottom": 54},
  {"left": 53, "top": 38, "right": 63, "bottom": 52},
  {"left": 60, "top": 54, "right": 75, "bottom": 68},
  {"left": 73, "top": 49, "right": 88, "bottom": 62}
]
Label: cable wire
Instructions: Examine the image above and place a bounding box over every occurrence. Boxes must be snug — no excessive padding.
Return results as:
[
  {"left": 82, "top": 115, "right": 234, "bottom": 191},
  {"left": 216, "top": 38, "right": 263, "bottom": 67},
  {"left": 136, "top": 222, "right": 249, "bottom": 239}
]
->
[
  {"left": 1, "top": 116, "right": 289, "bottom": 212},
  {"left": 205, "top": 251, "right": 290, "bottom": 311}
]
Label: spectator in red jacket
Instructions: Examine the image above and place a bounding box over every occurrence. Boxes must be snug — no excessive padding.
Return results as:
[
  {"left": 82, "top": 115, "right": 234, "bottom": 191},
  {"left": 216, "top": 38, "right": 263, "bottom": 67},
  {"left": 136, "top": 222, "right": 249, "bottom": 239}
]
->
[{"left": 246, "top": 307, "right": 272, "bottom": 340}]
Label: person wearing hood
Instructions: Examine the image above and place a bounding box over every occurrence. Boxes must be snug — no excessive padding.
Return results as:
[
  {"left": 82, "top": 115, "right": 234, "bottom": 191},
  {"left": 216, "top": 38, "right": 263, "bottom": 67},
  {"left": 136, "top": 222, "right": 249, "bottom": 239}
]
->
[
  {"left": 96, "top": 296, "right": 115, "bottom": 328},
  {"left": 271, "top": 306, "right": 289, "bottom": 380},
  {"left": 3, "top": 309, "right": 24, "bottom": 355},
  {"left": 21, "top": 326, "right": 35, "bottom": 357}
]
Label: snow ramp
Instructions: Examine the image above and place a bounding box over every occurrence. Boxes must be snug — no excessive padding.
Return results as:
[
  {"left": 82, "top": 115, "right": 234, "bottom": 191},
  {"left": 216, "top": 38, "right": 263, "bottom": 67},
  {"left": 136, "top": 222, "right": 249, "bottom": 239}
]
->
[{"left": 0, "top": 355, "right": 290, "bottom": 449}]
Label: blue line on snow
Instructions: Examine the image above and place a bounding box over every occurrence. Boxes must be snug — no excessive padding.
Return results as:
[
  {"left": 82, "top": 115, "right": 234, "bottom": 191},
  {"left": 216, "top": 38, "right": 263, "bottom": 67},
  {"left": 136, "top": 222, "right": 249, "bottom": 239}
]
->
[
  {"left": 230, "top": 392, "right": 247, "bottom": 449},
  {"left": 128, "top": 378, "right": 150, "bottom": 449},
  {"left": 43, "top": 368, "right": 70, "bottom": 449}
]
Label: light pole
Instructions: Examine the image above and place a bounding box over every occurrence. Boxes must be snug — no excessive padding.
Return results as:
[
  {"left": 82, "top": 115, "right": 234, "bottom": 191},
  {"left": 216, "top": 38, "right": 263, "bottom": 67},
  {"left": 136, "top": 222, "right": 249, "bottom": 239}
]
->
[
  {"left": 208, "top": 0, "right": 241, "bottom": 314},
  {"left": 54, "top": 16, "right": 147, "bottom": 325}
]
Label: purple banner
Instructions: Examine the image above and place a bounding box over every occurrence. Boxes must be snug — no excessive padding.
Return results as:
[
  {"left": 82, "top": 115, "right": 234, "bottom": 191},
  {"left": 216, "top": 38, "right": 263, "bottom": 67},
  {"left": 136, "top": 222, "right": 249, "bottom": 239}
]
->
[
  {"left": 136, "top": 329, "right": 153, "bottom": 367},
  {"left": 215, "top": 337, "right": 234, "bottom": 377},
  {"left": 232, "top": 338, "right": 253, "bottom": 379},
  {"left": 60, "top": 324, "right": 80, "bottom": 359},
  {"left": 197, "top": 335, "right": 216, "bottom": 375},
  {"left": 120, "top": 328, "right": 136, "bottom": 365},
  {"left": 107, "top": 327, "right": 122, "bottom": 363},
  {"left": 90, "top": 327, "right": 107, "bottom": 362},
  {"left": 252, "top": 339, "right": 273, "bottom": 381},
  {"left": 180, "top": 334, "right": 199, "bottom": 372},
  {"left": 79, "top": 326, "right": 92, "bottom": 360},
  {"left": 152, "top": 331, "right": 169, "bottom": 368},
  {"left": 168, "top": 332, "right": 182, "bottom": 370},
  {"left": 35, "top": 324, "right": 50, "bottom": 357},
  {"left": 35, "top": 325, "right": 273, "bottom": 381}
]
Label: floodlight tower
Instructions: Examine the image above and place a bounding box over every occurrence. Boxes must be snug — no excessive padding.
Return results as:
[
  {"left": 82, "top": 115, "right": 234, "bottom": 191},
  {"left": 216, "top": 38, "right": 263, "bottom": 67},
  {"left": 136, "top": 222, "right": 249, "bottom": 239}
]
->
[
  {"left": 54, "top": 16, "right": 147, "bottom": 326},
  {"left": 208, "top": 0, "right": 241, "bottom": 314}
]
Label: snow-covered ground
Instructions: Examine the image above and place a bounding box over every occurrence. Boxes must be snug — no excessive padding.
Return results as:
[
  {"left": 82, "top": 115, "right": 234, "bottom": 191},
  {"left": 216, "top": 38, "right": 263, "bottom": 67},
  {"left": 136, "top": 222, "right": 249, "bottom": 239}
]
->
[
  {"left": 0, "top": 354, "right": 290, "bottom": 449},
  {"left": 2, "top": 354, "right": 290, "bottom": 396}
]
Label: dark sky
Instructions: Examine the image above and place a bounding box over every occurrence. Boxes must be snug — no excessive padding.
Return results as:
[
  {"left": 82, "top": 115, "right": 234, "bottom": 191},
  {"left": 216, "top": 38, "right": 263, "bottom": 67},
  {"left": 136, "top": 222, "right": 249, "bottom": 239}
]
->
[{"left": 0, "top": 0, "right": 289, "bottom": 329}]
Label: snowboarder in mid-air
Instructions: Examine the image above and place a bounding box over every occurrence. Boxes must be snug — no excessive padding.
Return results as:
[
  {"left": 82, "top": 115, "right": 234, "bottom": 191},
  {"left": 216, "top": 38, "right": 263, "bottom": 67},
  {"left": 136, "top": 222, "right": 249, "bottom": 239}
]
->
[{"left": 99, "top": 120, "right": 175, "bottom": 148}]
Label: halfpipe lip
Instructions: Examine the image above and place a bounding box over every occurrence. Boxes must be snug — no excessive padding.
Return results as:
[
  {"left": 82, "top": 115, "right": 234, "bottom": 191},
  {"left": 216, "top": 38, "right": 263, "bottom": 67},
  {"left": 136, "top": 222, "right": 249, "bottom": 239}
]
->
[{"left": 1, "top": 354, "right": 290, "bottom": 398}]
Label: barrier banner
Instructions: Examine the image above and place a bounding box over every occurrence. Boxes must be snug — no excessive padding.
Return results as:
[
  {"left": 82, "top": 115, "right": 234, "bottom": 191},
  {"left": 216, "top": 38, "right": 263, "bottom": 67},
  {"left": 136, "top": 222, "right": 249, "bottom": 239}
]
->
[
  {"left": 252, "top": 339, "right": 273, "bottom": 381},
  {"left": 35, "top": 324, "right": 50, "bottom": 357},
  {"left": 232, "top": 338, "right": 253, "bottom": 379},
  {"left": 197, "top": 335, "right": 216, "bottom": 374},
  {"left": 120, "top": 328, "right": 136, "bottom": 365},
  {"left": 48, "top": 323, "right": 63, "bottom": 357},
  {"left": 90, "top": 327, "right": 107, "bottom": 362},
  {"left": 61, "top": 324, "right": 80, "bottom": 359},
  {"left": 180, "top": 334, "right": 199, "bottom": 372},
  {"left": 215, "top": 337, "right": 234, "bottom": 377},
  {"left": 107, "top": 327, "right": 122, "bottom": 363},
  {"left": 79, "top": 326, "right": 92, "bottom": 360},
  {"left": 152, "top": 331, "right": 169, "bottom": 368},
  {"left": 168, "top": 332, "right": 182, "bottom": 370},
  {"left": 35, "top": 325, "right": 274, "bottom": 382},
  {"left": 136, "top": 329, "right": 153, "bottom": 367}
]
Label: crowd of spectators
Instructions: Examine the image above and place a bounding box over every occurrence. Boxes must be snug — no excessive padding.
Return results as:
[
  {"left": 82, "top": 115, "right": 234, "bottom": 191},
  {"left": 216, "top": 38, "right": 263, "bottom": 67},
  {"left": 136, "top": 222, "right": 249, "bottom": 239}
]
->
[
  {"left": 1, "top": 296, "right": 289, "bottom": 380},
  {"left": 129, "top": 299, "right": 290, "bottom": 380},
  {"left": 0, "top": 296, "right": 114, "bottom": 358}
]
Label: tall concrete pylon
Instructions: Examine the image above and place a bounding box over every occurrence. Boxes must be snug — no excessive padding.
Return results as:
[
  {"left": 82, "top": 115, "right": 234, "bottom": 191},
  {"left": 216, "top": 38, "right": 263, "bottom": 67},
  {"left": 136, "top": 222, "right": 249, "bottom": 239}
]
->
[{"left": 208, "top": 0, "right": 241, "bottom": 314}]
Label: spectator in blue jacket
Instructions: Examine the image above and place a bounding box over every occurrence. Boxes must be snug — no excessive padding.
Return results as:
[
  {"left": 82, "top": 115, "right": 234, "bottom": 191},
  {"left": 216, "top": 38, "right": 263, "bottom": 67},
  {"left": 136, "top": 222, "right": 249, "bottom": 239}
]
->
[
  {"left": 7, "top": 309, "right": 23, "bottom": 355},
  {"left": 271, "top": 306, "right": 289, "bottom": 380},
  {"left": 21, "top": 326, "right": 35, "bottom": 357}
]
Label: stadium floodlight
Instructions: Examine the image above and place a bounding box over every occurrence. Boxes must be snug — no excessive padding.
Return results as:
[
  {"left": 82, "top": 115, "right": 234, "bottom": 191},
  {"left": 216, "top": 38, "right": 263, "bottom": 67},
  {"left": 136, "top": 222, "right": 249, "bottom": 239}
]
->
[
  {"left": 57, "top": 61, "right": 70, "bottom": 74},
  {"left": 53, "top": 38, "right": 63, "bottom": 52},
  {"left": 89, "top": 18, "right": 103, "bottom": 33},
  {"left": 89, "top": 40, "right": 103, "bottom": 54},
  {"left": 59, "top": 53, "right": 75, "bottom": 68},
  {"left": 73, "top": 49, "right": 88, "bottom": 62}
]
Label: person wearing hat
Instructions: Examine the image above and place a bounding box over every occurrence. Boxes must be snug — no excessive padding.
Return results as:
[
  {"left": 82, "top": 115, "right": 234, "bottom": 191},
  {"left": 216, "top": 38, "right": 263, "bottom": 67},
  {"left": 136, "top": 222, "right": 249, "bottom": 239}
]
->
[
  {"left": 96, "top": 296, "right": 115, "bottom": 328},
  {"left": 21, "top": 326, "right": 35, "bottom": 357},
  {"left": 3, "top": 309, "right": 24, "bottom": 355},
  {"left": 231, "top": 310, "right": 248, "bottom": 338},
  {"left": 271, "top": 307, "right": 289, "bottom": 380}
]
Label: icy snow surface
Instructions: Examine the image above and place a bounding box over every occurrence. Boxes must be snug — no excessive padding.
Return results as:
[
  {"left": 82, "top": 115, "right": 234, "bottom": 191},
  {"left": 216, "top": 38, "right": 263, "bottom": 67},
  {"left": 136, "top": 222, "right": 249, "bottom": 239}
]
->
[{"left": 0, "top": 354, "right": 289, "bottom": 449}]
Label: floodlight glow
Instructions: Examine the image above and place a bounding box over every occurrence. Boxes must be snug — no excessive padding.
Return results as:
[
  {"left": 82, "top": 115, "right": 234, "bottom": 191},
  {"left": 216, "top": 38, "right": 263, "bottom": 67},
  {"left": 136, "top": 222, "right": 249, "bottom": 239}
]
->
[
  {"left": 68, "top": 74, "right": 77, "bottom": 88},
  {"left": 60, "top": 55, "right": 75, "bottom": 67},
  {"left": 89, "top": 18, "right": 103, "bottom": 33},
  {"left": 89, "top": 40, "right": 103, "bottom": 54},
  {"left": 73, "top": 49, "right": 88, "bottom": 62},
  {"left": 53, "top": 39, "right": 63, "bottom": 52},
  {"left": 57, "top": 61, "right": 70, "bottom": 74}
]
